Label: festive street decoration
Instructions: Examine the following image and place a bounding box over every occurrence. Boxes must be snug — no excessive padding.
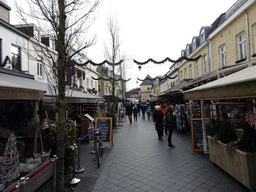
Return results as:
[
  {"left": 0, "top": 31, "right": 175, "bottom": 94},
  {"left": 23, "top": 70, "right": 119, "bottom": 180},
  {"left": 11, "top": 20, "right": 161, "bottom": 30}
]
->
[
  {"left": 77, "top": 59, "right": 124, "bottom": 66},
  {"left": 245, "top": 110, "right": 256, "bottom": 127},
  {"left": 134, "top": 55, "right": 201, "bottom": 65},
  {"left": 0, "top": 134, "right": 20, "bottom": 191},
  {"left": 137, "top": 75, "right": 177, "bottom": 81},
  {"left": 91, "top": 76, "right": 131, "bottom": 82}
]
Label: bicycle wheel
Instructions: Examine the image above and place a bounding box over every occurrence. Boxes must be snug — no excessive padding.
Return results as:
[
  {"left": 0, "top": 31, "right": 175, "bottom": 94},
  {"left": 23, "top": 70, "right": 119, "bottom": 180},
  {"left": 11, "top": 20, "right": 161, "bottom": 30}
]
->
[
  {"left": 99, "top": 140, "right": 104, "bottom": 156},
  {"left": 96, "top": 142, "right": 100, "bottom": 167}
]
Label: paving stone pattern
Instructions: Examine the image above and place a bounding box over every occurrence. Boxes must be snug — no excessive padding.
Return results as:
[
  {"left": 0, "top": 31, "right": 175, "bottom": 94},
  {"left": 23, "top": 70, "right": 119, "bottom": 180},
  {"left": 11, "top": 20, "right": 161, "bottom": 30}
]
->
[
  {"left": 88, "top": 117, "right": 249, "bottom": 192},
  {"left": 37, "top": 116, "right": 250, "bottom": 192}
]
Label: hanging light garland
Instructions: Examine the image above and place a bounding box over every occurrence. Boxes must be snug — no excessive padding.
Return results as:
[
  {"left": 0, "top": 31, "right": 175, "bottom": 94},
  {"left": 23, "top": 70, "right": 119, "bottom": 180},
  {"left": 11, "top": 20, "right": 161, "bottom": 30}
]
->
[
  {"left": 76, "top": 59, "right": 124, "bottom": 66},
  {"left": 91, "top": 76, "right": 131, "bottom": 82},
  {"left": 137, "top": 75, "right": 177, "bottom": 81},
  {"left": 133, "top": 55, "right": 201, "bottom": 65}
]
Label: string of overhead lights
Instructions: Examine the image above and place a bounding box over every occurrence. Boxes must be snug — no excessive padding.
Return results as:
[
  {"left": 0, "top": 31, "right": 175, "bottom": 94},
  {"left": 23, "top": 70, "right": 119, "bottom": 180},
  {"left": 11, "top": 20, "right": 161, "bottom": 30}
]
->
[
  {"left": 77, "top": 59, "right": 124, "bottom": 66},
  {"left": 133, "top": 55, "right": 201, "bottom": 65},
  {"left": 137, "top": 75, "right": 178, "bottom": 81},
  {"left": 91, "top": 76, "right": 131, "bottom": 82}
]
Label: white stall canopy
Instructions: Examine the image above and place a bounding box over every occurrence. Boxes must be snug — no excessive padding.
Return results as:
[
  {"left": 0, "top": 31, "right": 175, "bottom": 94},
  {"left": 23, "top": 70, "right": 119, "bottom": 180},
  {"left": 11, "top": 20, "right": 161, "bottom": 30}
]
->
[{"left": 183, "top": 65, "right": 256, "bottom": 100}]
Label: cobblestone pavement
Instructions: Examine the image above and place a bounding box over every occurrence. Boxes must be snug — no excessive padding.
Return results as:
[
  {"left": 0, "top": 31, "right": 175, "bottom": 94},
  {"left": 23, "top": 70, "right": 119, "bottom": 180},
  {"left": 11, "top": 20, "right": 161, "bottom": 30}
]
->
[{"left": 38, "top": 116, "right": 250, "bottom": 192}]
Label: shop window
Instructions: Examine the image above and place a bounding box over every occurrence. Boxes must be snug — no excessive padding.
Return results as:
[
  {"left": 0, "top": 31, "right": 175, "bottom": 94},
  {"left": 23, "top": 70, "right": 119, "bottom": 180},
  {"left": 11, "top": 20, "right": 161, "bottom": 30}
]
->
[
  {"left": 237, "top": 32, "right": 246, "bottom": 60},
  {"left": 11, "top": 45, "right": 21, "bottom": 71},
  {"left": 220, "top": 44, "right": 226, "bottom": 67}
]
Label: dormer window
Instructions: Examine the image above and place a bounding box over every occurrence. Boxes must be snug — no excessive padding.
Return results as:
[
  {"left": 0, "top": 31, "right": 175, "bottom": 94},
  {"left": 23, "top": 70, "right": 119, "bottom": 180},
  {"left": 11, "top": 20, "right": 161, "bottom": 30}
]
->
[
  {"left": 50, "top": 39, "right": 55, "bottom": 50},
  {"left": 186, "top": 45, "right": 190, "bottom": 56},
  {"left": 192, "top": 38, "right": 196, "bottom": 51},
  {"left": 34, "top": 29, "right": 41, "bottom": 41},
  {"left": 200, "top": 30, "right": 205, "bottom": 43}
]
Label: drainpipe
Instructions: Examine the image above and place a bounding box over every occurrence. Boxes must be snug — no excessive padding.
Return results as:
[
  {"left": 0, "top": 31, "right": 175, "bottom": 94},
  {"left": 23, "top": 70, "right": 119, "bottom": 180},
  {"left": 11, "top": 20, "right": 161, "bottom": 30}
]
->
[{"left": 244, "top": 10, "right": 251, "bottom": 64}]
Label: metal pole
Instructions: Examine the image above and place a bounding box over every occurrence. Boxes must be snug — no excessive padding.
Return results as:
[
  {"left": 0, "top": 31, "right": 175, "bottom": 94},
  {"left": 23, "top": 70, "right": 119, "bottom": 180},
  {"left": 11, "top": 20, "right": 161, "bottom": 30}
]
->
[
  {"left": 53, "top": 155, "right": 58, "bottom": 192},
  {"left": 90, "top": 135, "right": 96, "bottom": 154},
  {"left": 69, "top": 144, "right": 81, "bottom": 184},
  {"left": 20, "top": 177, "right": 26, "bottom": 192},
  {"left": 75, "top": 138, "right": 85, "bottom": 173}
]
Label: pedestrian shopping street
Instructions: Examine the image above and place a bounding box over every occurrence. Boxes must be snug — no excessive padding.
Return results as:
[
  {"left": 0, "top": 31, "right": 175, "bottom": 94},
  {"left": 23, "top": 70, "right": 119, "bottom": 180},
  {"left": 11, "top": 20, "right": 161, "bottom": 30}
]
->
[{"left": 73, "top": 116, "right": 249, "bottom": 192}]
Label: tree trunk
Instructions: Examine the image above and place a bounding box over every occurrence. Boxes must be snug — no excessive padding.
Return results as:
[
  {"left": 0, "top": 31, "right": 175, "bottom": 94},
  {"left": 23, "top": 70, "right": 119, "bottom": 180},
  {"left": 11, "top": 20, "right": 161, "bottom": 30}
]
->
[{"left": 56, "top": 0, "right": 66, "bottom": 191}]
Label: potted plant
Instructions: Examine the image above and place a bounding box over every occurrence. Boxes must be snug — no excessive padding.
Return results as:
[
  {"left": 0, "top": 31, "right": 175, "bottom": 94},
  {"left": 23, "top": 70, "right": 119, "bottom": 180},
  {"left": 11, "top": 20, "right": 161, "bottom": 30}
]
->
[{"left": 207, "top": 114, "right": 256, "bottom": 190}]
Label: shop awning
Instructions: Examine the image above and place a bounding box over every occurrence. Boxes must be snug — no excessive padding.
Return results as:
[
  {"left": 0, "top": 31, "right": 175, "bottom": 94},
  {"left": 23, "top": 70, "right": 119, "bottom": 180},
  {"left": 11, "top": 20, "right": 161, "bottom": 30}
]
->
[
  {"left": 183, "top": 65, "right": 256, "bottom": 100},
  {"left": 0, "top": 72, "right": 104, "bottom": 103},
  {"left": 0, "top": 75, "right": 45, "bottom": 100}
]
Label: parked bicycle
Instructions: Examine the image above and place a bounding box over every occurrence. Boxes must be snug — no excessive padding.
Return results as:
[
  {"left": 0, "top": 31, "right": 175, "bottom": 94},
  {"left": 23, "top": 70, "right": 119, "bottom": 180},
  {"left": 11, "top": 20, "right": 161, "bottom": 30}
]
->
[{"left": 94, "top": 128, "right": 104, "bottom": 167}]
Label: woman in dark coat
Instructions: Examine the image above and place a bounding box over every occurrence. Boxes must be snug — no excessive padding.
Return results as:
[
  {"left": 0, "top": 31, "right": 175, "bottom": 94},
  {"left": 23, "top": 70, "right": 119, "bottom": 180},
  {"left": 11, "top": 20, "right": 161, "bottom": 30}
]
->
[
  {"left": 164, "top": 105, "right": 176, "bottom": 148},
  {"left": 153, "top": 105, "right": 164, "bottom": 140}
]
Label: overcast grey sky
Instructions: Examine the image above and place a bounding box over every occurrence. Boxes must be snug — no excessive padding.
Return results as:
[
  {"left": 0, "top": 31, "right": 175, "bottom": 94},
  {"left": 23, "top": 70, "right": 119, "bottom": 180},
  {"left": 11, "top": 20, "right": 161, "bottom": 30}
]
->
[{"left": 9, "top": 0, "right": 237, "bottom": 90}]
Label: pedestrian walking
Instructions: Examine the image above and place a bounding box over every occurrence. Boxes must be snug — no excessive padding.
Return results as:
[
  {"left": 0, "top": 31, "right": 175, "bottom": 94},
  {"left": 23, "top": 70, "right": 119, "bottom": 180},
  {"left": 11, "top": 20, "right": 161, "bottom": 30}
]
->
[
  {"left": 132, "top": 106, "right": 138, "bottom": 122},
  {"left": 137, "top": 102, "right": 141, "bottom": 116},
  {"left": 146, "top": 104, "right": 151, "bottom": 120},
  {"left": 141, "top": 103, "right": 147, "bottom": 120},
  {"left": 160, "top": 101, "right": 168, "bottom": 135},
  {"left": 164, "top": 104, "right": 176, "bottom": 148},
  {"left": 153, "top": 105, "right": 164, "bottom": 141},
  {"left": 126, "top": 102, "right": 133, "bottom": 124}
]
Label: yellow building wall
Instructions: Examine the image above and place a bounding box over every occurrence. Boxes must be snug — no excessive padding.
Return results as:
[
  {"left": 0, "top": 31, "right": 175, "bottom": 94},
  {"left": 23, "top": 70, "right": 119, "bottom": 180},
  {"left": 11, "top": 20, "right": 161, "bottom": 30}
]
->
[
  {"left": 211, "top": 3, "right": 256, "bottom": 69},
  {"left": 179, "top": 46, "right": 208, "bottom": 81},
  {"left": 140, "top": 84, "right": 152, "bottom": 101}
]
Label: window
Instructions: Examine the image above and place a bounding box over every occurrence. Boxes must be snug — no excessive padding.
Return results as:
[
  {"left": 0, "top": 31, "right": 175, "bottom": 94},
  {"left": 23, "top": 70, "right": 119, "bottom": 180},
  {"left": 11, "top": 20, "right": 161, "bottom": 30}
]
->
[
  {"left": 91, "top": 79, "right": 93, "bottom": 88},
  {"left": 37, "top": 62, "right": 44, "bottom": 77},
  {"left": 237, "top": 32, "right": 246, "bottom": 60},
  {"left": 0, "top": 39, "right": 2, "bottom": 64},
  {"left": 50, "top": 39, "right": 55, "bottom": 50},
  {"left": 180, "top": 71, "right": 183, "bottom": 81},
  {"left": 200, "top": 30, "right": 205, "bottom": 43},
  {"left": 254, "top": 25, "right": 256, "bottom": 53},
  {"left": 220, "top": 45, "right": 226, "bottom": 67},
  {"left": 195, "top": 61, "right": 199, "bottom": 77},
  {"left": 11, "top": 45, "right": 21, "bottom": 71},
  {"left": 189, "top": 64, "right": 192, "bottom": 78},
  {"left": 95, "top": 81, "right": 97, "bottom": 89},
  {"left": 34, "top": 29, "right": 41, "bottom": 41},
  {"left": 86, "top": 78, "right": 89, "bottom": 87},
  {"left": 184, "top": 68, "right": 187, "bottom": 79},
  {"left": 79, "top": 77, "right": 83, "bottom": 87},
  {"left": 203, "top": 55, "right": 207, "bottom": 73},
  {"left": 186, "top": 46, "right": 190, "bottom": 56},
  {"left": 192, "top": 39, "right": 196, "bottom": 51}
]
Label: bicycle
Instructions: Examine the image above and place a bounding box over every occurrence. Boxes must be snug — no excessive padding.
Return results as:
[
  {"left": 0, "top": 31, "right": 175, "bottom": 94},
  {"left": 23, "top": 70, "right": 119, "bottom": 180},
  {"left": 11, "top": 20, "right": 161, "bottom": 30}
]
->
[{"left": 94, "top": 128, "right": 104, "bottom": 167}]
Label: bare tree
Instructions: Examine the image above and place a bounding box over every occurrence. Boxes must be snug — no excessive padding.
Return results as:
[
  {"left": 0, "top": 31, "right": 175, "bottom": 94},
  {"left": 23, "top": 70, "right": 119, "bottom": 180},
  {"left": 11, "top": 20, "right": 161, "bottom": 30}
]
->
[
  {"left": 15, "top": 0, "right": 101, "bottom": 190},
  {"left": 103, "top": 13, "right": 122, "bottom": 117}
]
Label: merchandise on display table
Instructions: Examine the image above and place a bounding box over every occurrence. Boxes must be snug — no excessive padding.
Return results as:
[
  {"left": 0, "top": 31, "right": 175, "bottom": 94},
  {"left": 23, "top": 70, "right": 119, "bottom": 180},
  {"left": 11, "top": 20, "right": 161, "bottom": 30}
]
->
[
  {"left": 175, "top": 104, "right": 188, "bottom": 133},
  {"left": 210, "top": 104, "right": 216, "bottom": 118}
]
